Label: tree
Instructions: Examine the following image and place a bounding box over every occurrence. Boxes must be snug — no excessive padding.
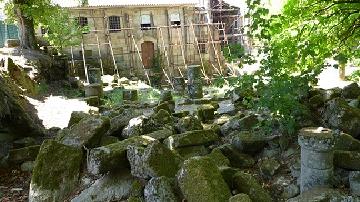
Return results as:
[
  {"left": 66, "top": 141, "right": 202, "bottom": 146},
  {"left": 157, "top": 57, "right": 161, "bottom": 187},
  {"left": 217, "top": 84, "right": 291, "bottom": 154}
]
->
[
  {"left": 234, "top": 0, "right": 360, "bottom": 134},
  {"left": 2, "top": 0, "right": 83, "bottom": 51}
]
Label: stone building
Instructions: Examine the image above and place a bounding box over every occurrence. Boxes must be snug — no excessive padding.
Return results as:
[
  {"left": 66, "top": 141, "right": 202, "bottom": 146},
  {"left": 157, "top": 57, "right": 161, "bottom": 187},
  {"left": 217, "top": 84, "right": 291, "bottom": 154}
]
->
[{"left": 55, "top": 0, "right": 224, "bottom": 84}]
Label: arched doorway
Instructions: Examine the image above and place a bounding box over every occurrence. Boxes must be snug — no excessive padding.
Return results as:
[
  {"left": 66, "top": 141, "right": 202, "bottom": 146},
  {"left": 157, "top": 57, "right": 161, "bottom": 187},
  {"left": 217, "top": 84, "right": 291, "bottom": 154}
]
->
[{"left": 141, "top": 41, "right": 154, "bottom": 68}]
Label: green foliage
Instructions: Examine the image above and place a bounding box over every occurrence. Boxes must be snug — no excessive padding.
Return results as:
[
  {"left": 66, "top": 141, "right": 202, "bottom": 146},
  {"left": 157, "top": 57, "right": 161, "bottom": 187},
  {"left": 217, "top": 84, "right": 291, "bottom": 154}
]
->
[
  {"left": 102, "top": 88, "right": 123, "bottom": 107},
  {"left": 138, "top": 88, "right": 161, "bottom": 103},
  {"left": 40, "top": 7, "right": 84, "bottom": 50},
  {"left": 3, "top": 0, "right": 83, "bottom": 51},
  {"left": 348, "top": 70, "right": 360, "bottom": 82},
  {"left": 222, "top": 44, "right": 246, "bottom": 62},
  {"left": 236, "top": 0, "right": 360, "bottom": 135}
]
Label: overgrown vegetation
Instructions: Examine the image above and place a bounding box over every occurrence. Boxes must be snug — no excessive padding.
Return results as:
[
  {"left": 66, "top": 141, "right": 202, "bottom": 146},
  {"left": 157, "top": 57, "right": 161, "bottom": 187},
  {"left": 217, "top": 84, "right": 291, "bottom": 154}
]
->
[
  {"left": 215, "top": 0, "right": 360, "bottom": 136},
  {"left": 222, "top": 44, "right": 245, "bottom": 62}
]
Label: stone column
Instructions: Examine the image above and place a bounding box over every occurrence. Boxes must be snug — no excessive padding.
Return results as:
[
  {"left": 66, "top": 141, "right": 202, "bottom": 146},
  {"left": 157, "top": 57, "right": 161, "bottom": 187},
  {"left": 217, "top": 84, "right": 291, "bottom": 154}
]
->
[
  {"left": 187, "top": 65, "right": 203, "bottom": 99},
  {"left": 298, "top": 127, "right": 335, "bottom": 192},
  {"left": 88, "top": 68, "right": 102, "bottom": 84}
]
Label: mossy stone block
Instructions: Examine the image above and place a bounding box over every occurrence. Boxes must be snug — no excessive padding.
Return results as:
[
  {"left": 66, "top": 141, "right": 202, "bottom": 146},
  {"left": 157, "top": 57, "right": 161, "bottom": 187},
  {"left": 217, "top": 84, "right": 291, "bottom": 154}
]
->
[
  {"left": 59, "top": 117, "right": 110, "bottom": 149},
  {"left": 164, "top": 130, "right": 219, "bottom": 149},
  {"left": 233, "top": 171, "right": 272, "bottom": 202},
  {"left": 8, "top": 145, "right": 40, "bottom": 164},
  {"left": 29, "top": 140, "right": 83, "bottom": 202},
  {"left": 177, "top": 156, "right": 232, "bottom": 202},
  {"left": 87, "top": 136, "right": 155, "bottom": 175}
]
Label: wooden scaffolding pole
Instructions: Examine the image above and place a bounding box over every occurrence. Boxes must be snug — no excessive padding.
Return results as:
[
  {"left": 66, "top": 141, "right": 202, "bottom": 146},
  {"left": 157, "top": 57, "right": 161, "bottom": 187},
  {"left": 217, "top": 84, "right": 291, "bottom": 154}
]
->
[
  {"left": 108, "top": 37, "right": 120, "bottom": 79},
  {"left": 95, "top": 33, "right": 104, "bottom": 75},
  {"left": 80, "top": 41, "right": 89, "bottom": 83},
  {"left": 70, "top": 46, "right": 75, "bottom": 74},
  {"left": 207, "top": 24, "right": 223, "bottom": 75},
  {"left": 189, "top": 22, "right": 212, "bottom": 78},
  {"left": 157, "top": 27, "right": 175, "bottom": 89},
  {"left": 176, "top": 27, "right": 187, "bottom": 75}
]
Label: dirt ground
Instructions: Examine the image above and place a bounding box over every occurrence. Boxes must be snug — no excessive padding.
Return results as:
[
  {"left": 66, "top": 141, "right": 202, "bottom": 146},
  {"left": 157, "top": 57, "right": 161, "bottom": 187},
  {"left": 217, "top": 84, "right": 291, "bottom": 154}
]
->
[{"left": 0, "top": 166, "right": 31, "bottom": 202}]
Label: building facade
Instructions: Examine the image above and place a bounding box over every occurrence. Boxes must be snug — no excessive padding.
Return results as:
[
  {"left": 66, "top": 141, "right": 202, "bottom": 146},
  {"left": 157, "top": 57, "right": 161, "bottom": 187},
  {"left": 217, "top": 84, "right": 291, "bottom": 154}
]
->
[{"left": 58, "top": 1, "right": 224, "bottom": 83}]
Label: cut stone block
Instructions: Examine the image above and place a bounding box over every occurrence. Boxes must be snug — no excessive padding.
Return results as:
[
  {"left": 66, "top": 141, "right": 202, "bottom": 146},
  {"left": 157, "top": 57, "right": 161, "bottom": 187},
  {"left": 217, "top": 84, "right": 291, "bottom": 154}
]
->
[
  {"left": 29, "top": 140, "right": 83, "bottom": 202},
  {"left": 164, "top": 130, "right": 219, "bottom": 149},
  {"left": 144, "top": 177, "right": 178, "bottom": 202},
  {"left": 59, "top": 117, "right": 110, "bottom": 149},
  {"left": 177, "top": 156, "right": 231, "bottom": 202},
  {"left": 87, "top": 136, "right": 155, "bottom": 175}
]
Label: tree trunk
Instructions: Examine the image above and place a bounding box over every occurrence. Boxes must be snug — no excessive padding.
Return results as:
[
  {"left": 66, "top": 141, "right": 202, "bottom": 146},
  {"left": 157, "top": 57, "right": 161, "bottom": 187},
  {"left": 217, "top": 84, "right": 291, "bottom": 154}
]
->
[
  {"left": 339, "top": 63, "right": 346, "bottom": 81},
  {"left": 14, "top": 0, "right": 37, "bottom": 50}
]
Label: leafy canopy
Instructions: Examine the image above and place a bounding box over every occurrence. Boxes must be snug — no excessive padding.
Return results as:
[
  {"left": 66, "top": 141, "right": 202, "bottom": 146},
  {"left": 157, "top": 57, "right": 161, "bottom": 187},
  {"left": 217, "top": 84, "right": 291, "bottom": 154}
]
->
[
  {"left": 220, "top": 0, "right": 360, "bottom": 135},
  {"left": 2, "top": 0, "right": 83, "bottom": 51}
]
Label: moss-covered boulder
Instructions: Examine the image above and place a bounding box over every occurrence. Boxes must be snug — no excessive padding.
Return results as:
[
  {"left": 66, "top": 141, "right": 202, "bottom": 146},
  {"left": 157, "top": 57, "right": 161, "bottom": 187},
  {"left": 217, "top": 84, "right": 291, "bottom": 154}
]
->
[
  {"left": 334, "top": 150, "right": 360, "bottom": 170},
  {"left": 206, "top": 148, "right": 230, "bottom": 167},
  {"left": 164, "top": 130, "right": 219, "bottom": 149},
  {"left": 59, "top": 117, "right": 110, "bottom": 149},
  {"left": 322, "top": 98, "right": 360, "bottom": 138},
  {"left": 233, "top": 171, "right": 272, "bottom": 202},
  {"left": 229, "top": 194, "right": 252, "bottom": 202},
  {"left": 308, "top": 94, "right": 325, "bottom": 108},
  {"left": 71, "top": 171, "right": 136, "bottom": 202},
  {"left": 29, "top": 140, "right": 83, "bottom": 202},
  {"left": 334, "top": 133, "right": 360, "bottom": 151},
  {"left": 67, "top": 111, "right": 91, "bottom": 127},
  {"left": 154, "top": 102, "right": 173, "bottom": 114},
  {"left": 259, "top": 158, "right": 281, "bottom": 178},
  {"left": 175, "top": 115, "right": 203, "bottom": 133},
  {"left": 217, "top": 144, "right": 255, "bottom": 168},
  {"left": 106, "top": 109, "right": 142, "bottom": 137},
  {"left": 122, "top": 116, "right": 146, "bottom": 139},
  {"left": 127, "top": 141, "right": 181, "bottom": 179},
  {"left": 177, "top": 156, "right": 232, "bottom": 202},
  {"left": 220, "top": 114, "right": 258, "bottom": 136},
  {"left": 175, "top": 145, "right": 209, "bottom": 160},
  {"left": 145, "top": 127, "right": 174, "bottom": 141},
  {"left": 0, "top": 74, "right": 44, "bottom": 137},
  {"left": 87, "top": 136, "right": 155, "bottom": 175},
  {"left": 8, "top": 145, "right": 40, "bottom": 164},
  {"left": 342, "top": 83, "right": 360, "bottom": 99},
  {"left": 152, "top": 109, "right": 173, "bottom": 126},
  {"left": 197, "top": 104, "right": 215, "bottom": 123},
  {"left": 144, "top": 177, "right": 179, "bottom": 202},
  {"left": 100, "top": 136, "right": 119, "bottom": 146},
  {"left": 225, "top": 131, "right": 267, "bottom": 154}
]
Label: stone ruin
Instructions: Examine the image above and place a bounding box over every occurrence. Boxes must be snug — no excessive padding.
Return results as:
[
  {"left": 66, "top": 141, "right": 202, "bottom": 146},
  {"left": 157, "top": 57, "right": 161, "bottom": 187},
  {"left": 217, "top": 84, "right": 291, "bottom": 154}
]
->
[{"left": 1, "top": 61, "right": 360, "bottom": 201}]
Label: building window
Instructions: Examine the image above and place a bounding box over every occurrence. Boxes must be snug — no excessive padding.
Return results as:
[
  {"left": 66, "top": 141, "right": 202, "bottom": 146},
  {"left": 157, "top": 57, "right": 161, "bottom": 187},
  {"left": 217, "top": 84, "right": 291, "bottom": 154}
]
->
[
  {"left": 198, "top": 40, "right": 206, "bottom": 53},
  {"left": 76, "top": 17, "right": 88, "bottom": 27},
  {"left": 170, "top": 13, "right": 181, "bottom": 27},
  {"left": 141, "top": 14, "right": 152, "bottom": 30},
  {"left": 109, "top": 16, "right": 121, "bottom": 32}
]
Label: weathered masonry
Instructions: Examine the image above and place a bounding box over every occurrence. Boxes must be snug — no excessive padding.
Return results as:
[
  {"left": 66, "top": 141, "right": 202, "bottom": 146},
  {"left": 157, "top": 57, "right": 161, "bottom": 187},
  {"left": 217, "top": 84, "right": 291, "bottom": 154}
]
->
[{"left": 55, "top": 1, "right": 226, "bottom": 84}]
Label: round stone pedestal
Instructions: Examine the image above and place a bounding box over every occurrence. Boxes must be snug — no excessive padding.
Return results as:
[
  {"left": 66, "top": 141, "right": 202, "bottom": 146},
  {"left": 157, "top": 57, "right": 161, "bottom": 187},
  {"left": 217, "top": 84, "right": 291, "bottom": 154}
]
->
[{"left": 298, "top": 127, "right": 335, "bottom": 192}]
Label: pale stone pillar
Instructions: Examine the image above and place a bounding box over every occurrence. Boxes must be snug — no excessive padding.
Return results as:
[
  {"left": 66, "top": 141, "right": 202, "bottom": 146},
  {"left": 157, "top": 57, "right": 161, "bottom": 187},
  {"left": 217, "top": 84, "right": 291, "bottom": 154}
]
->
[
  {"left": 187, "top": 65, "right": 203, "bottom": 99},
  {"left": 88, "top": 68, "right": 102, "bottom": 84},
  {"left": 298, "top": 127, "right": 335, "bottom": 192}
]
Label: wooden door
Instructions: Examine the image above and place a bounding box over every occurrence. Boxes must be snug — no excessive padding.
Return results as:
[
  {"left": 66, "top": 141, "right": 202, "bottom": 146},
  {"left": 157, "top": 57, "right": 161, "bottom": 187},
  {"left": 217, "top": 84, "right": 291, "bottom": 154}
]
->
[{"left": 141, "top": 41, "right": 154, "bottom": 68}]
